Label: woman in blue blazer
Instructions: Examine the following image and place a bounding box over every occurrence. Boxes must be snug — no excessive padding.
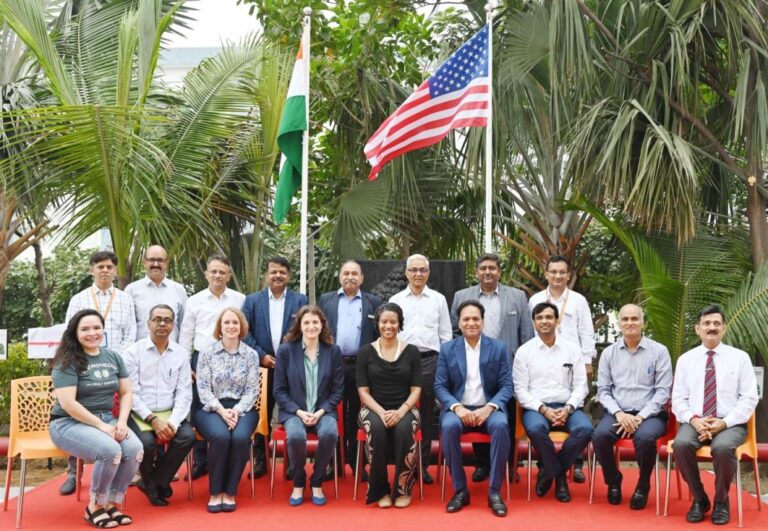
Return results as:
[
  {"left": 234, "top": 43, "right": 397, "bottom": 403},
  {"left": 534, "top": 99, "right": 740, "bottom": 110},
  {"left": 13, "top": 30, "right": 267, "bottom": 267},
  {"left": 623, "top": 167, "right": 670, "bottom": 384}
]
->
[{"left": 274, "top": 305, "right": 344, "bottom": 506}]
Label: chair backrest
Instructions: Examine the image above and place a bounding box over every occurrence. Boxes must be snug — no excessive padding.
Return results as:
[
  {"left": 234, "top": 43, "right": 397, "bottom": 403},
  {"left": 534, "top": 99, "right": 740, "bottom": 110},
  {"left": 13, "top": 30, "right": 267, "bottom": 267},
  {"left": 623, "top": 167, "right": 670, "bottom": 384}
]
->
[
  {"left": 9, "top": 376, "right": 57, "bottom": 456},
  {"left": 736, "top": 412, "right": 758, "bottom": 460},
  {"left": 255, "top": 367, "right": 269, "bottom": 437},
  {"left": 515, "top": 402, "right": 526, "bottom": 439}
]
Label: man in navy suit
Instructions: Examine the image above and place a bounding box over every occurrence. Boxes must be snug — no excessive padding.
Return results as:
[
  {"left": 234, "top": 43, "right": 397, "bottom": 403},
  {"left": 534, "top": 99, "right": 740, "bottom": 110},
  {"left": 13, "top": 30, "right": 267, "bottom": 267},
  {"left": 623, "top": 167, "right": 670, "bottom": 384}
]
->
[
  {"left": 318, "top": 260, "right": 382, "bottom": 474},
  {"left": 242, "top": 256, "right": 308, "bottom": 476},
  {"left": 435, "top": 300, "right": 514, "bottom": 517}
]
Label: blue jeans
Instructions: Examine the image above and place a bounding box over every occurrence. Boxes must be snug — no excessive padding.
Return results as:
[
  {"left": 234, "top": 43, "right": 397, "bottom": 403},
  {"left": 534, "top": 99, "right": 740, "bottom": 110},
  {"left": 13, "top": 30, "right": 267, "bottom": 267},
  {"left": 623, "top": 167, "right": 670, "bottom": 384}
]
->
[
  {"left": 49, "top": 413, "right": 143, "bottom": 505},
  {"left": 284, "top": 415, "right": 338, "bottom": 488}
]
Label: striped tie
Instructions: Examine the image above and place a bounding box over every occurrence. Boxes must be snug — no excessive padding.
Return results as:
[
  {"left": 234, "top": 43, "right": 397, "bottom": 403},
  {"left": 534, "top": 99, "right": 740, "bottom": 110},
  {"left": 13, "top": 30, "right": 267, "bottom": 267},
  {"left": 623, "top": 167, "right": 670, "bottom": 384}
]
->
[{"left": 702, "top": 350, "right": 717, "bottom": 418}]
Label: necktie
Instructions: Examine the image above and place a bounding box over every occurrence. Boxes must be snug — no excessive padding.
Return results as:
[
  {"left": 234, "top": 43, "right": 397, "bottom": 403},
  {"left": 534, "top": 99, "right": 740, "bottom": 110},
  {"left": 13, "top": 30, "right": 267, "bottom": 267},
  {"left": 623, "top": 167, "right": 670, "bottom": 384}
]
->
[{"left": 702, "top": 350, "right": 717, "bottom": 418}]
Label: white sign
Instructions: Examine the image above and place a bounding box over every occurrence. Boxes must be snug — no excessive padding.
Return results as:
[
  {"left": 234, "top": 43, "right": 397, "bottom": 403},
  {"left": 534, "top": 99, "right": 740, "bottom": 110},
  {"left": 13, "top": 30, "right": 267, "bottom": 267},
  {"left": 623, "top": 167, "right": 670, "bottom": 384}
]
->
[
  {"left": 27, "top": 324, "right": 66, "bottom": 359},
  {"left": 0, "top": 329, "right": 7, "bottom": 361},
  {"left": 755, "top": 366, "right": 764, "bottom": 400}
]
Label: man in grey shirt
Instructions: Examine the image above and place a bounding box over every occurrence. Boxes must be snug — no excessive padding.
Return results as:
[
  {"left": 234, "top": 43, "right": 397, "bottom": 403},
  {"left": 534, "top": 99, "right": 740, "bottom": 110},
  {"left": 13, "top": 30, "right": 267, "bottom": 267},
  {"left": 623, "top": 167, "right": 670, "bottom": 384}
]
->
[{"left": 592, "top": 304, "right": 672, "bottom": 510}]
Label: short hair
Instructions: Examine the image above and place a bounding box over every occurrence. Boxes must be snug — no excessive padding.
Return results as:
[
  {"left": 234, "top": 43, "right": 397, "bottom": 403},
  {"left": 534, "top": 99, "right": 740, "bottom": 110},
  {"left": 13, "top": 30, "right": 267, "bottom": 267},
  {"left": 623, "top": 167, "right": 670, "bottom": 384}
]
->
[
  {"left": 90, "top": 250, "right": 118, "bottom": 266},
  {"left": 475, "top": 253, "right": 501, "bottom": 269},
  {"left": 206, "top": 253, "right": 231, "bottom": 268},
  {"left": 148, "top": 304, "right": 175, "bottom": 321},
  {"left": 545, "top": 254, "right": 569, "bottom": 270},
  {"left": 213, "top": 307, "right": 249, "bottom": 340},
  {"left": 619, "top": 303, "right": 644, "bottom": 321},
  {"left": 267, "top": 256, "right": 291, "bottom": 272},
  {"left": 696, "top": 304, "right": 725, "bottom": 324},
  {"left": 339, "top": 259, "right": 362, "bottom": 273},
  {"left": 405, "top": 254, "right": 429, "bottom": 269},
  {"left": 144, "top": 245, "right": 168, "bottom": 259},
  {"left": 457, "top": 299, "right": 485, "bottom": 319},
  {"left": 532, "top": 301, "right": 559, "bottom": 320},
  {"left": 374, "top": 302, "right": 405, "bottom": 331},
  {"left": 283, "top": 305, "right": 334, "bottom": 345}
]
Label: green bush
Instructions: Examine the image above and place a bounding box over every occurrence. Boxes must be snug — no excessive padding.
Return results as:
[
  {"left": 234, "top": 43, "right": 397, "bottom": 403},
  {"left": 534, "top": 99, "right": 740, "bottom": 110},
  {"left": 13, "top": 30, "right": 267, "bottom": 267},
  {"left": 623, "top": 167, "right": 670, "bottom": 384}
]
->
[{"left": 0, "top": 343, "right": 50, "bottom": 435}]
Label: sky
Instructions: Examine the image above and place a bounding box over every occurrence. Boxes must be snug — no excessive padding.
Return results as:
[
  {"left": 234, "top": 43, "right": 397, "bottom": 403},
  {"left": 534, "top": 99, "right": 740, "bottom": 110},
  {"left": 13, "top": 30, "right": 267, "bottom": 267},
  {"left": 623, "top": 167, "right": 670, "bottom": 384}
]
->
[{"left": 167, "top": 0, "right": 258, "bottom": 48}]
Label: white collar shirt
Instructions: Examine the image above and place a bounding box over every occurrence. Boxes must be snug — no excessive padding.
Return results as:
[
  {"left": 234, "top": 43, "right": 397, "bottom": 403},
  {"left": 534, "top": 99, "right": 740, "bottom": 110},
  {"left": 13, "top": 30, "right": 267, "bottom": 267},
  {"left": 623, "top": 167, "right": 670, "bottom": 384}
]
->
[
  {"left": 65, "top": 284, "right": 136, "bottom": 353},
  {"left": 125, "top": 275, "right": 188, "bottom": 341},
  {"left": 268, "top": 289, "right": 287, "bottom": 354},
  {"left": 178, "top": 287, "right": 245, "bottom": 354},
  {"left": 529, "top": 287, "right": 596, "bottom": 363},
  {"left": 460, "top": 339, "right": 486, "bottom": 407},
  {"left": 389, "top": 285, "right": 452, "bottom": 352}
]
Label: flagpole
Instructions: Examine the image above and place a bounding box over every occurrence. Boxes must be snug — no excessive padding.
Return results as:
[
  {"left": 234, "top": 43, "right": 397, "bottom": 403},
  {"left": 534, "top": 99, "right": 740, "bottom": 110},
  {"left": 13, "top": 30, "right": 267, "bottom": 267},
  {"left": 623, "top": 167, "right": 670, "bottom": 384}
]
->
[
  {"left": 483, "top": 1, "right": 495, "bottom": 253},
  {"left": 299, "top": 7, "right": 311, "bottom": 295}
]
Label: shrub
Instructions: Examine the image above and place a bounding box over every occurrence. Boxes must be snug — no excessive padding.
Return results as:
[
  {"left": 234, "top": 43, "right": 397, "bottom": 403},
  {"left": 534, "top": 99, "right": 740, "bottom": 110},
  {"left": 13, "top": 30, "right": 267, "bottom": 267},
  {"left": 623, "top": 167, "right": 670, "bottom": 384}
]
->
[{"left": 0, "top": 343, "right": 50, "bottom": 435}]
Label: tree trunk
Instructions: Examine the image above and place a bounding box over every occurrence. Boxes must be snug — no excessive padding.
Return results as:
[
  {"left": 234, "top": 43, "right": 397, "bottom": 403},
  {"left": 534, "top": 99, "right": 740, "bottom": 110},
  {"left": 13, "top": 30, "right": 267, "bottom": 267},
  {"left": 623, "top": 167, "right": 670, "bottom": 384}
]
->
[
  {"left": 33, "top": 242, "right": 53, "bottom": 326},
  {"left": 745, "top": 175, "right": 768, "bottom": 270}
]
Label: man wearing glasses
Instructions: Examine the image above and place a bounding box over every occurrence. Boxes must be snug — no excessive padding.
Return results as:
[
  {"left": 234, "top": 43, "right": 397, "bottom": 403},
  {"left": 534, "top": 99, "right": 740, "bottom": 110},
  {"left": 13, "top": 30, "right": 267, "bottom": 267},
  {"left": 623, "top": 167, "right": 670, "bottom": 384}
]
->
[
  {"left": 124, "top": 304, "right": 194, "bottom": 506},
  {"left": 389, "top": 254, "right": 452, "bottom": 484},
  {"left": 126, "top": 245, "right": 188, "bottom": 341}
]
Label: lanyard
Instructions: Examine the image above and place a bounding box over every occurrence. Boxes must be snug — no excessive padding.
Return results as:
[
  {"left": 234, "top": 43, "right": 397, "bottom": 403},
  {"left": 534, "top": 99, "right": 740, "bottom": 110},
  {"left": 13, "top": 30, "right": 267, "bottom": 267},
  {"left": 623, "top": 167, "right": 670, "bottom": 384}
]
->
[
  {"left": 547, "top": 287, "right": 570, "bottom": 331},
  {"left": 90, "top": 286, "right": 116, "bottom": 322}
]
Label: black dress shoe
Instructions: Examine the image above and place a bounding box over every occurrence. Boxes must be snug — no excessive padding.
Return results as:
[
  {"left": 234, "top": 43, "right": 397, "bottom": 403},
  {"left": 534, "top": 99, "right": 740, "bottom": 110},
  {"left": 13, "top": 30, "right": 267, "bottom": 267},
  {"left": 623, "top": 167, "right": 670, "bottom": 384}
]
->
[
  {"left": 554, "top": 474, "right": 571, "bottom": 502},
  {"left": 191, "top": 464, "right": 208, "bottom": 480},
  {"left": 686, "top": 497, "right": 711, "bottom": 523},
  {"left": 711, "top": 501, "right": 730, "bottom": 525},
  {"left": 487, "top": 493, "right": 507, "bottom": 517},
  {"left": 59, "top": 475, "right": 76, "bottom": 496},
  {"left": 472, "top": 466, "right": 489, "bottom": 482},
  {"left": 629, "top": 486, "right": 649, "bottom": 510},
  {"left": 446, "top": 489, "right": 470, "bottom": 513},
  {"left": 607, "top": 472, "right": 623, "bottom": 505},
  {"left": 535, "top": 474, "right": 554, "bottom": 497},
  {"left": 158, "top": 484, "right": 173, "bottom": 499},
  {"left": 137, "top": 480, "right": 169, "bottom": 507},
  {"left": 572, "top": 467, "right": 586, "bottom": 484},
  {"left": 422, "top": 469, "right": 434, "bottom": 485},
  {"left": 252, "top": 460, "right": 266, "bottom": 479}
]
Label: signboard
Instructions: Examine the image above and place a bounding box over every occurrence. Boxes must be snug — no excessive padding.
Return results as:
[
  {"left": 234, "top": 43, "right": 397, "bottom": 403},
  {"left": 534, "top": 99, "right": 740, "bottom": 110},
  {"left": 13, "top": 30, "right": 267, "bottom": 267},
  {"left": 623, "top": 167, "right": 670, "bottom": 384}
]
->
[
  {"left": 755, "top": 366, "right": 764, "bottom": 400},
  {"left": 27, "top": 324, "right": 66, "bottom": 359},
  {"left": 0, "top": 329, "right": 7, "bottom": 361}
]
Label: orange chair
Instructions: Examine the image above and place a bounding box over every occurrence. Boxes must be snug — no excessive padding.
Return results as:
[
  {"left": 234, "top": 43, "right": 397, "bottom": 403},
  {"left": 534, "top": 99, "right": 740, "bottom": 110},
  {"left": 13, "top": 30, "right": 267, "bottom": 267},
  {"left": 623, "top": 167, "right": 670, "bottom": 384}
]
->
[
  {"left": 353, "top": 426, "right": 424, "bottom": 501},
  {"left": 2, "top": 376, "right": 70, "bottom": 529},
  {"left": 663, "top": 413, "right": 762, "bottom": 527},
  {"left": 437, "top": 431, "right": 511, "bottom": 501},
  {"left": 268, "top": 401, "right": 343, "bottom": 499}
]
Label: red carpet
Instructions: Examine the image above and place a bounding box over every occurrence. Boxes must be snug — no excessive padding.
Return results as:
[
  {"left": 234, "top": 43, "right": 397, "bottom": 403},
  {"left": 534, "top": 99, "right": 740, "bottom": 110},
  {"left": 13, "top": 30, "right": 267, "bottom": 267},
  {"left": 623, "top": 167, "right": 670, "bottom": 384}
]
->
[{"left": 2, "top": 461, "right": 765, "bottom": 530}]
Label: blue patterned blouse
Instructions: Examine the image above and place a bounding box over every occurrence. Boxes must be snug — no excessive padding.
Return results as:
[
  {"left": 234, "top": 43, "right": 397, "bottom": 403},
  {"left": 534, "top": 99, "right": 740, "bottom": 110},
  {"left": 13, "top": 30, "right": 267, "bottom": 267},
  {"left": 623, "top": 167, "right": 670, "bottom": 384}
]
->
[{"left": 196, "top": 340, "right": 260, "bottom": 415}]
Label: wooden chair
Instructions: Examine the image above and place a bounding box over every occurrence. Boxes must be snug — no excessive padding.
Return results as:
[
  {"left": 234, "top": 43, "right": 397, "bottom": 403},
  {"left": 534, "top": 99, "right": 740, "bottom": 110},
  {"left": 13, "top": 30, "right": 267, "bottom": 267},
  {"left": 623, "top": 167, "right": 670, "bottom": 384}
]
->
[
  {"left": 2, "top": 376, "right": 70, "bottom": 529},
  {"left": 663, "top": 413, "right": 762, "bottom": 527}
]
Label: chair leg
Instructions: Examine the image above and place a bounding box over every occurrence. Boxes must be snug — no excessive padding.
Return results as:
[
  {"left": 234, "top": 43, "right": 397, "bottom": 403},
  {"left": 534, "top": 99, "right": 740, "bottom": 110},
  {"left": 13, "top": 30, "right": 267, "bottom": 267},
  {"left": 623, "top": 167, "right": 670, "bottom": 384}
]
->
[
  {"left": 16, "top": 459, "right": 26, "bottom": 529},
  {"left": 664, "top": 452, "right": 672, "bottom": 516},
  {"left": 75, "top": 458, "right": 83, "bottom": 502},
  {"left": 527, "top": 443, "right": 532, "bottom": 502},
  {"left": 736, "top": 458, "right": 743, "bottom": 528},
  {"left": 754, "top": 458, "right": 762, "bottom": 511},
  {"left": 353, "top": 441, "right": 362, "bottom": 501},
  {"left": 333, "top": 448, "right": 339, "bottom": 499},
  {"left": 436, "top": 440, "right": 442, "bottom": 484},
  {"left": 250, "top": 443, "right": 255, "bottom": 499},
  {"left": 655, "top": 454, "right": 660, "bottom": 515},
  {"left": 418, "top": 441, "right": 424, "bottom": 501},
  {"left": 440, "top": 459, "right": 446, "bottom": 502},
  {"left": 512, "top": 440, "right": 519, "bottom": 483},
  {"left": 588, "top": 445, "right": 597, "bottom": 504},
  {"left": 505, "top": 458, "right": 511, "bottom": 502},
  {"left": 186, "top": 451, "right": 194, "bottom": 500},
  {"left": 3, "top": 455, "right": 12, "bottom": 511},
  {"left": 269, "top": 439, "right": 277, "bottom": 499}
]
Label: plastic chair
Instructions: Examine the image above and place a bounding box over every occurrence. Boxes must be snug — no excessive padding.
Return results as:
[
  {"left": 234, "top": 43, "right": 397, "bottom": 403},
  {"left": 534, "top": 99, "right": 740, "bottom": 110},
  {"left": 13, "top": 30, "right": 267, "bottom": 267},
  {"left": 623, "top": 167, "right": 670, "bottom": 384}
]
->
[
  {"left": 2, "top": 376, "right": 70, "bottom": 529},
  {"left": 353, "top": 426, "right": 424, "bottom": 501},
  {"left": 588, "top": 406, "right": 680, "bottom": 514},
  {"left": 268, "top": 402, "right": 343, "bottom": 499},
  {"left": 663, "top": 413, "right": 762, "bottom": 527},
  {"left": 437, "top": 431, "right": 511, "bottom": 501}
]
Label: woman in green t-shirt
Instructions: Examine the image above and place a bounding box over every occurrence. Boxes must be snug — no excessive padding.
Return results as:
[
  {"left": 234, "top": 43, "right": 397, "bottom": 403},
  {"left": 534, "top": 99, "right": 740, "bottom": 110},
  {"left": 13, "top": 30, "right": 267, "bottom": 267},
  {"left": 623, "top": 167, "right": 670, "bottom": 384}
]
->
[{"left": 49, "top": 309, "right": 142, "bottom": 528}]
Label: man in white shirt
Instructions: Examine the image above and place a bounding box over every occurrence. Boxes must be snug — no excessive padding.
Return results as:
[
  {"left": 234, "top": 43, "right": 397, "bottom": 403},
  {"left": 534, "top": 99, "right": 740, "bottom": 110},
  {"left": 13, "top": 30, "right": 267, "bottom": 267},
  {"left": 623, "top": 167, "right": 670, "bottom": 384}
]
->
[
  {"left": 124, "top": 304, "right": 194, "bottom": 506},
  {"left": 125, "top": 245, "right": 188, "bottom": 341},
  {"left": 178, "top": 253, "right": 245, "bottom": 479},
  {"left": 671, "top": 304, "right": 758, "bottom": 525},
  {"left": 514, "top": 302, "right": 592, "bottom": 502},
  {"left": 389, "top": 254, "right": 452, "bottom": 484},
  {"left": 528, "top": 254, "right": 595, "bottom": 481}
]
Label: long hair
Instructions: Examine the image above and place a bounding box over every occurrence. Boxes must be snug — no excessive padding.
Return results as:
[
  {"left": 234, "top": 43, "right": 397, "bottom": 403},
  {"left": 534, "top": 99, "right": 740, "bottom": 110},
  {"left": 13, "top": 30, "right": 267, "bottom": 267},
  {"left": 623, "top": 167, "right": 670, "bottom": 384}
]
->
[
  {"left": 53, "top": 309, "right": 104, "bottom": 372},
  {"left": 283, "top": 305, "right": 334, "bottom": 345}
]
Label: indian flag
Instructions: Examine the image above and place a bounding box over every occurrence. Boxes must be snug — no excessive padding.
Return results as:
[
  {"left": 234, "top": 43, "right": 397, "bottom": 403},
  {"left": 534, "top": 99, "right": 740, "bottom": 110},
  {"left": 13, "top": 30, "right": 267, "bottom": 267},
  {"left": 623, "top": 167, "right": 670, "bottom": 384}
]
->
[{"left": 273, "top": 36, "right": 308, "bottom": 224}]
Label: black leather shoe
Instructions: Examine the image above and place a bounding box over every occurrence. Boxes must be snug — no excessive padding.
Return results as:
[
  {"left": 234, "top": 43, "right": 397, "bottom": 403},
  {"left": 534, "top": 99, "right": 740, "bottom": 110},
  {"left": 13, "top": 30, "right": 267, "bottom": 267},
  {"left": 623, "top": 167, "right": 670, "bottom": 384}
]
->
[
  {"left": 446, "top": 489, "right": 470, "bottom": 513},
  {"left": 158, "top": 484, "right": 173, "bottom": 499},
  {"left": 686, "top": 497, "right": 711, "bottom": 523},
  {"left": 572, "top": 467, "right": 586, "bottom": 484},
  {"left": 535, "top": 474, "right": 554, "bottom": 497},
  {"left": 554, "top": 474, "right": 571, "bottom": 502},
  {"left": 59, "top": 475, "right": 76, "bottom": 496},
  {"left": 629, "top": 486, "right": 649, "bottom": 510},
  {"left": 137, "top": 480, "right": 169, "bottom": 507},
  {"left": 472, "top": 466, "right": 489, "bottom": 482},
  {"left": 422, "top": 469, "right": 434, "bottom": 485},
  {"left": 607, "top": 472, "right": 623, "bottom": 505},
  {"left": 252, "top": 459, "right": 266, "bottom": 479},
  {"left": 487, "top": 493, "right": 507, "bottom": 517},
  {"left": 191, "top": 464, "right": 208, "bottom": 480},
  {"left": 711, "top": 501, "right": 730, "bottom": 525}
]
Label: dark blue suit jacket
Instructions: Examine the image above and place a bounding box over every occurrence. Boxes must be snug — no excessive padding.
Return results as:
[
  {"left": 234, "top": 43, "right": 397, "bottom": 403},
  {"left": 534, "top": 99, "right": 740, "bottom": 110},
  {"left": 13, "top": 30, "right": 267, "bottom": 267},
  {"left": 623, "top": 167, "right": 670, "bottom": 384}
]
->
[
  {"left": 242, "top": 288, "right": 308, "bottom": 362},
  {"left": 273, "top": 341, "right": 344, "bottom": 424},
  {"left": 434, "top": 334, "right": 514, "bottom": 414},
  {"left": 318, "top": 290, "right": 382, "bottom": 350}
]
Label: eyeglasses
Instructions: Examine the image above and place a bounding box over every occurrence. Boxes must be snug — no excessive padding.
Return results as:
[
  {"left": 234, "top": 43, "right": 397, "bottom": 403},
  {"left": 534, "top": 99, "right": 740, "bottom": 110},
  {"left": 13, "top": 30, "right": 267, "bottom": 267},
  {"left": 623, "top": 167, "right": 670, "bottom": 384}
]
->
[
  {"left": 547, "top": 270, "right": 568, "bottom": 276},
  {"left": 150, "top": 317, "right": 174, "bottom": 325},
  {"left": 146, "top": 258, "right": 167, "bottom": 264},
  {"left": 406, "top": 268, "right": 429, "bottom": 274}
]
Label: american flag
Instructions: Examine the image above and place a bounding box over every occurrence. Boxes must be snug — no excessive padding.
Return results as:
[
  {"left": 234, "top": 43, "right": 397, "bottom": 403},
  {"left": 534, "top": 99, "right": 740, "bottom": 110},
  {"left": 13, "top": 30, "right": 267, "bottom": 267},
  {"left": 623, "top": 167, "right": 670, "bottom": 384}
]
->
[{"left": 364, "top": 26, "right": 490, "bottom": 181}]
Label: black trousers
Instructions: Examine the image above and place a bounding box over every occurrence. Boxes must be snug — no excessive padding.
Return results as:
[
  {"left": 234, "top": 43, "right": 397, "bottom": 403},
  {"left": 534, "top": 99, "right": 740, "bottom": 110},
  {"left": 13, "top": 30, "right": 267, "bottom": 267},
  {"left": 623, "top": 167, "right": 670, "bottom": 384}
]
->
[
  {"left": 128, "top": 418, "right": 195, "bottom": 492},
  {"left": 418, "top": 351, "right": 438, "bottom": 468},
  {"left": 342, "top": 357, "right": 361, "bottom": 467},
  {"left": 190, "top": 351, "right": 206, "bottom": 466}
]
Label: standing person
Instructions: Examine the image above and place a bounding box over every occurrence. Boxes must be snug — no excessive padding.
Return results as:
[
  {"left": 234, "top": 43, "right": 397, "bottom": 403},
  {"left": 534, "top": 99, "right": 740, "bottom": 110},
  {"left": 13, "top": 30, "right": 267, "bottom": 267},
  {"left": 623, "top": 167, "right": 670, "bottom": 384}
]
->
[
  {"left": 450, "top": 253, "right": 533, "bottom": 481},
  {"left": 49, "top": 309, "right": 142, "bottom": 528},
  {"left": 242, "top": 256, "right": 308, "bottom": 478},
  {"left": 124, "top": 304, "right": 194, "bottom": 507},
  {"left": 125, "top": 245, "right": 188, "bottom": 341},
  {"left": 592, "top": 304, "right": 673, "bottom": 510},
  {"left": 389, "top": 254, "right": 451, "bottom": 484},
  {"left": 671, "top": 305, "right": 758, "bottom": 525},
  {"left": 194, "top": 307, "right": 260, "bottom": 513},
  {"left": 178, "top": 254, "right": 245, "bottom": 479},
  {"left": 529, "top": 254, "right": 596, "bottom": 482},
  {"left": 274, "top": 306, "right": 344, "bottom": 506},
  {"left": 318, "top": 260, "right": 382, "bottom": 475},
  {"left": 357, "top": 303, "right": 422, "bottom": 508},
  {"left": 436, "top": 300, "right": 514, "bottom": 517},
  {"left": 60, "top": 250, "right": 137, "bottom": 496},
  {"left": 514, "top": 302, "right": 592, "bottom": 502}
]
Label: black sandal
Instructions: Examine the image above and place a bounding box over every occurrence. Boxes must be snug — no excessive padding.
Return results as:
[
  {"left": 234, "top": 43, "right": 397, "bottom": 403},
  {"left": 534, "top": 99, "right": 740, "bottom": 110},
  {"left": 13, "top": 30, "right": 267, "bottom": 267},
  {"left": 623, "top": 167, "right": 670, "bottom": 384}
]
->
[
  {"left": 84, "top": 507, "right": 118, "bottom": 528},
  {"left": 106, "top": 507, "right": 132, "bottom": 526}
]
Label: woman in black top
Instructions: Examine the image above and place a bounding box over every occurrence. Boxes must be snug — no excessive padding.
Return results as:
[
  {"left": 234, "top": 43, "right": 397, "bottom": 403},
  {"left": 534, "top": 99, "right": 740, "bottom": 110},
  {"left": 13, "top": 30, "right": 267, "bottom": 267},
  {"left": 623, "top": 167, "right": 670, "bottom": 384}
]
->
[{"left": 357, "top": 302, "right": 421, "bottom": 508}]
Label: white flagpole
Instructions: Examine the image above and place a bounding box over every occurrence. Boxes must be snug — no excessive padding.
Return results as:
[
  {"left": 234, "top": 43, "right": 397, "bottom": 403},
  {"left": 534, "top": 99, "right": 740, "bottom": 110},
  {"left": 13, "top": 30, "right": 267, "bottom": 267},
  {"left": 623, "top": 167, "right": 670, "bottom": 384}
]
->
[
  {"left": 300, "top": 7, "right": 311, "bottom": 294},
  {"left": 484, "top": 1, "right": 495, "bottom": 253}
]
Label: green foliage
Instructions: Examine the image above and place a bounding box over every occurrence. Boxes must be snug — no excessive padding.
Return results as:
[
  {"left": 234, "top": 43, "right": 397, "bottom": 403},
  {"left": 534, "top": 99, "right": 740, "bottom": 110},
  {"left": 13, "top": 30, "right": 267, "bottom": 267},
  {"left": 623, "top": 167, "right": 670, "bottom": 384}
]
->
[{"left": 0, "top": 343, "right": 50, "bottom": 435}]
